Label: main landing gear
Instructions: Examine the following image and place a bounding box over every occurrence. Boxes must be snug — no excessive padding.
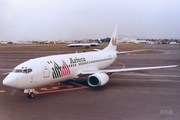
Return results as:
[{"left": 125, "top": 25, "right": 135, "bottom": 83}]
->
[{"left": 24, "top": 89, "right": 35, "bottom": 98}]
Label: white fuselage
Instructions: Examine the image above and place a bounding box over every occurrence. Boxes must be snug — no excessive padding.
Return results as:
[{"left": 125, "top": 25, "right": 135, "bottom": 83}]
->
[{"left": 3, "top": 51, "right": 117, "bottom": 89}]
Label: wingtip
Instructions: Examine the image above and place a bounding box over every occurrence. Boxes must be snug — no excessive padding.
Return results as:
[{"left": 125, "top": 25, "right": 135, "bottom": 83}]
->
[{"left": 168, "top": 65, "right": 178, "bottom": 68}]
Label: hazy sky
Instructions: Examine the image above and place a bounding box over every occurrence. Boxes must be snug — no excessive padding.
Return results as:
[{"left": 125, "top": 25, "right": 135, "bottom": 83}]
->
[{"left": 0, "top": 0, "right": 180, "bottom": 41}]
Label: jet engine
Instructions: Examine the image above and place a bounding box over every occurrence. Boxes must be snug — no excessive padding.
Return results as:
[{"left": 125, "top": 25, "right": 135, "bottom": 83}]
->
[{"left": 87, "top": 73, "right": 109, "bottom": 87}]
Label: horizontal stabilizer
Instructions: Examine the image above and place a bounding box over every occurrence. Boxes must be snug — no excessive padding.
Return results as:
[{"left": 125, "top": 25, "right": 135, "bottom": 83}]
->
[{"left": 93, "top": 49, "right": 102, "bottom": 51}]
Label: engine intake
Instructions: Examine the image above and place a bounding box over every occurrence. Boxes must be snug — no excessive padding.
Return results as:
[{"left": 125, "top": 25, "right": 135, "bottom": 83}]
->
[{"left": 87, "top": 73, "right": 109, "bottom": 87}]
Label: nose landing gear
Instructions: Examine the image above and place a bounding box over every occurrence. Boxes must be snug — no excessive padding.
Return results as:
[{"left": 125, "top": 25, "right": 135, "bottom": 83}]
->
[{"left": 24, "top": 89, "right": 35, "bottom": 98}]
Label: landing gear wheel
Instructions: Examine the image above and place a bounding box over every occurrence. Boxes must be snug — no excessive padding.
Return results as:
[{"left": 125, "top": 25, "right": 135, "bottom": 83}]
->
[{"left": 27, "top": 92, "right": 35, "bottom": 98}]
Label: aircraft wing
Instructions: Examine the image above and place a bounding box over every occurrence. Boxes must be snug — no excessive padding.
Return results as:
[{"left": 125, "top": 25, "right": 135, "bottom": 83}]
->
[
  {"left": 78, "top": 65, "right": 178, "bottom": 76},
  {"left": 117, "top": 49, "right": 147, "bottom": 54}
]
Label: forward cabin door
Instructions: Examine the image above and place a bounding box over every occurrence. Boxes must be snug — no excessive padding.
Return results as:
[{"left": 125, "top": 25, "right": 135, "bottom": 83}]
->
[{"left": 40, "top": 62, "right": 50, "bottom": 78}]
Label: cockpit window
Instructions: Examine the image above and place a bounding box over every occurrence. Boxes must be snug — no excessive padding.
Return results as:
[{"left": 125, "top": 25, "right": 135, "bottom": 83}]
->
[
  {"left": 28, "top": 69, "right": 32, "bottom": 73},
  {"left": 13, "top": 68, "right": 32, "bottom": 74},
  {"left": 23, "top": 69, "right": 28, "bottom": 73},
  {"left": 14, "top": 69, "right": 23, "bottom": 73}
]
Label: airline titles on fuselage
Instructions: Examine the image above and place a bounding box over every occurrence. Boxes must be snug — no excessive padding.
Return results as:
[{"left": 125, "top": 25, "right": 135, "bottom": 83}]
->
[{"left": 70, "top": 57, "right": 86, "bottom": 64}]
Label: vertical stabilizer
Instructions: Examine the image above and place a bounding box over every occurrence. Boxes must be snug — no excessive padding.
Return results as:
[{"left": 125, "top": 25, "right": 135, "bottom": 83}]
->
[{"left": 103, "top": 25, "right": 118, "bottom": 51}]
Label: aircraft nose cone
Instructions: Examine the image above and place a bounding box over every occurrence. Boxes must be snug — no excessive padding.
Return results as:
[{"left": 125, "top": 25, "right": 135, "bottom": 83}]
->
[{"left": 3, "top": 74, "right": 17, "bottom": 88}]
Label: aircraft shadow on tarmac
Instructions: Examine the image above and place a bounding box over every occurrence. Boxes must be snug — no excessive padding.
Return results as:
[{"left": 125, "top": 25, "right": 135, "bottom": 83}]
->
[{"left": 34, "top": 80, "right": 89, "bottom": 95}]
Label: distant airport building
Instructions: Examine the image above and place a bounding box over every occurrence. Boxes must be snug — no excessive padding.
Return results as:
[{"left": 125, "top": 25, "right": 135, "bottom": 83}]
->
[
  {"left": 118, "top": 38, "right": 137, "bottom": 43},
  {"left": 0, "top": 41, "right": 8, "bottom": 44},
  {"left": 118, "top": 38, "right": 154, "bottom": 44},
  {"left": 169, "top": 42, "right": 179, "bottom": 44}
]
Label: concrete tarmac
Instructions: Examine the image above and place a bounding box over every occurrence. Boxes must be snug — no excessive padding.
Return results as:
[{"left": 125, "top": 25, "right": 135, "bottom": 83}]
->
[{"left": 0, "top": 44, "right": 180, "bottom": 120}]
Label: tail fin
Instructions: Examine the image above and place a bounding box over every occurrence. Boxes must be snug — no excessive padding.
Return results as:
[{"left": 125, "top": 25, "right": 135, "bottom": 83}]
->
[{"left": 103, "top": 24, "right": 118, "bottom": 51}]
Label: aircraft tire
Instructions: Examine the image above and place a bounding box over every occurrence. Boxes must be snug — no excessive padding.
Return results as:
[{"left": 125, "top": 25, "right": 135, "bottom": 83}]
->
[{"left": 27, "top": 93, "right": 35, "bottom": 98}]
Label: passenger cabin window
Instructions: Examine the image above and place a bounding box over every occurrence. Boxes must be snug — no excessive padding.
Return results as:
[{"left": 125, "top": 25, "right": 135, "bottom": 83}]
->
[{"left": 28, "top": 68, "right": 32, "bottom": 73}]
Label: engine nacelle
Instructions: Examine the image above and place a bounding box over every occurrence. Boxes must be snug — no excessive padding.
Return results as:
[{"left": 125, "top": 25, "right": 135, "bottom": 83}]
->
[{"left": 87, "top": 73, "right": 109, "bottom": 87}]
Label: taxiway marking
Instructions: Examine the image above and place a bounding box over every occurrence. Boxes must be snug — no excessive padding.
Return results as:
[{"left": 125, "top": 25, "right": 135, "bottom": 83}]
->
[
  {"left": 0, "top": 90, "right": 5, "bottom": 92},
  {"left": 0, "top": 68, "right": 12, "bottom": 71},
  {"left": 114, "top": 61, "right": 125, "bottom": 69},
  {"left": 111, "top": 61, "right": 125, "bottom": 76},
  {"left": 34, "top": 81, "right": 89, "bottom": 95}
]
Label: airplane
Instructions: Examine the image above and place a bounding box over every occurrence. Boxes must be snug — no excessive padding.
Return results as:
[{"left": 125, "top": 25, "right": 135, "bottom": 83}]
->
[
  {"left": 67, "top": 43, "right": 100, "bottom": 48},
  {"left": 2, "top": 25, "right": 178, "bottom": 98}
]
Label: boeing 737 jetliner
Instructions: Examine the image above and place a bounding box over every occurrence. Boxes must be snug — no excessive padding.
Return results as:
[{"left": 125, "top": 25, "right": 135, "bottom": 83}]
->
[
  {"left": 67, "top": 42, "right": 100, "bottom": 48},
  {"left": 2, "top": 25, "right": 178, "bottom": 98}
]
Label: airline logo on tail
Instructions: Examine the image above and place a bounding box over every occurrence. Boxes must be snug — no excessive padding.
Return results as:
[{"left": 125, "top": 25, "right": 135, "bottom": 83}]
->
[
  {"left": 48, "top": 60, "right": 71, "bottom": 79},
  {"left": 112, "top": 37, "right": 117, "bottom": 46}
]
